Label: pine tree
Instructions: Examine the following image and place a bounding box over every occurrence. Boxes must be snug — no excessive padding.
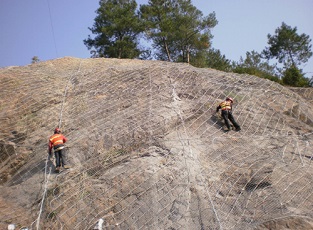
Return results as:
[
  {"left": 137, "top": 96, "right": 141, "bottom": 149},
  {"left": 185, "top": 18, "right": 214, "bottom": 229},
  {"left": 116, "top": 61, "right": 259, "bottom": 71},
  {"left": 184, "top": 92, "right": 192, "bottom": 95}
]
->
[
  {"left": 84, "top": 0, "right": 145, "bottom": 59},
  {"left": 282, "top": 65, "right": 309, "bottom": 87},
  {"left": 139, "top": 0, "right": 217, "bottom": 63},
  {"left": 262, "top": 22, "right": 312, "bottom": 69}
]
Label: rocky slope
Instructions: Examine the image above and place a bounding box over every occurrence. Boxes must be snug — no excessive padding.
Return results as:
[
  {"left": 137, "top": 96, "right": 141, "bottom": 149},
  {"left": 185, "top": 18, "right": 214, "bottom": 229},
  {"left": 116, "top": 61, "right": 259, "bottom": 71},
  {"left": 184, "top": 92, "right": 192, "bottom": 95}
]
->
[{"left": 0, "top": 57, "right": 313, "bottom": 229}]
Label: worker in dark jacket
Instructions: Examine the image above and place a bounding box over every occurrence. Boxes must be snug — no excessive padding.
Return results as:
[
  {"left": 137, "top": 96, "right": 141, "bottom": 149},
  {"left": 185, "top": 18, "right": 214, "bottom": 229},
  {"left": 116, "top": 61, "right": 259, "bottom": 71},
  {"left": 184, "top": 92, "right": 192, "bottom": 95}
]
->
[
  {"left": 49, "top": 127, "right": 68, "bottom": 172},
  {"left": 216, "top": 97, "right": 241, "bottom": 132}
]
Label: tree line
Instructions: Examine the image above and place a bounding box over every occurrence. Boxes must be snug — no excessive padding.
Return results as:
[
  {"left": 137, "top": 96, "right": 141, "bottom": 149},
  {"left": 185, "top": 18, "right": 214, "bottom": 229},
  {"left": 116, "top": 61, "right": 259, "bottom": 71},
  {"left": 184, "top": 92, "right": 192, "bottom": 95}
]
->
[{"left": 84, "top": 0, "right": 313, "bottom": 87}]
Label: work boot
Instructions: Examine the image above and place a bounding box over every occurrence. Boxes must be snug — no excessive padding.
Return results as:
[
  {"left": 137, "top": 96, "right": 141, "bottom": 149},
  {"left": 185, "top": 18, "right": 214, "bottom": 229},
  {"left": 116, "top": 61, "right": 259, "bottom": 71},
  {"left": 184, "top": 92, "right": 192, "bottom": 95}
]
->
[
  {"left": 235, "top": 127, "right": 241, "bottom": 132},
  {"left": 63, "top": 165, "right": 70, "bottom": 169},
  {"left": 55, "top": 167, "right": 60, "bottom": 173}
]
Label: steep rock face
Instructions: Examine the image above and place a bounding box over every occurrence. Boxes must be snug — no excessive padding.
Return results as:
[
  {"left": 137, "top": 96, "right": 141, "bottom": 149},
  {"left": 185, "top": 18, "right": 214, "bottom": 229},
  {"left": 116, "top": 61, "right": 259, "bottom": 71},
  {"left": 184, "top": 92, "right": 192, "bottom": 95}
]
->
[{"left": 0, "top": 57, "right": 312, "bottom": 229}]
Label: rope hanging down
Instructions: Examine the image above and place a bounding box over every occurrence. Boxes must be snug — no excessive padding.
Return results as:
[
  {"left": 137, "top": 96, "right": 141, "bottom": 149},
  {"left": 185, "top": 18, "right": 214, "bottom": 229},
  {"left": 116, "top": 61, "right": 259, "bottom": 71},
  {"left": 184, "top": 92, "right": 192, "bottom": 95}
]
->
[
  {"left": 58, "top": 61, "right": 82, "bottom": 128},
  {"left": 47, "top": 0, "right": 58, "bottom": 58},
  {"left": 35, "top": 61, "right": 82, "bottom": 230}
]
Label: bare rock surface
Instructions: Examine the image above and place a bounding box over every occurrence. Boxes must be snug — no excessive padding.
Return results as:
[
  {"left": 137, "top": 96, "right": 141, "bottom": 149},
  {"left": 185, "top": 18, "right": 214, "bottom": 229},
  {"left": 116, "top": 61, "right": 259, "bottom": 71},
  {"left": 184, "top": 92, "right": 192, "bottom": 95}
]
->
[{"left": 0, "top": 57, "right": 313, "bottom": 229}]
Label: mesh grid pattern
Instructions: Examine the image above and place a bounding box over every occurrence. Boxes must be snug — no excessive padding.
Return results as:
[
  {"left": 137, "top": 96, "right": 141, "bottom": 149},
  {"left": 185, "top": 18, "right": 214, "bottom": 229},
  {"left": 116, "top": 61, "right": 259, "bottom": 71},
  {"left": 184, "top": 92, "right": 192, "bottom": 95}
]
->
[{"left": 0, "top": 57, "right": 312, "bottom": 229}]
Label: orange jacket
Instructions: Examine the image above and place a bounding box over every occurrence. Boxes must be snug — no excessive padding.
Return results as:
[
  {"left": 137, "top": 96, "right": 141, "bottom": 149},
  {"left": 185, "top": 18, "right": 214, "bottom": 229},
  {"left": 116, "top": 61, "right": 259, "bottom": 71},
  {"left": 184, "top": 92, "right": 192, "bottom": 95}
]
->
[{"left": 49, "top": 134, "right": 67, "bottom": 154}]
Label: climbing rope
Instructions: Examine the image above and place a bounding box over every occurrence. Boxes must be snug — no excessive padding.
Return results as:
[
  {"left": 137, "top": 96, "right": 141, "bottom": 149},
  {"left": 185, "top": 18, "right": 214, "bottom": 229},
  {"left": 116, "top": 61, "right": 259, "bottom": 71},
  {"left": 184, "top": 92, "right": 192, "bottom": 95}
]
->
[
  {"left": 58, "top": 61, "right": 82, "bottom": 129},
  {"left": 34, "top": 61, "right": 82, "bottom": 230},
  {"left": 34, "top": 159, "right": 52, "bottom": 229}
]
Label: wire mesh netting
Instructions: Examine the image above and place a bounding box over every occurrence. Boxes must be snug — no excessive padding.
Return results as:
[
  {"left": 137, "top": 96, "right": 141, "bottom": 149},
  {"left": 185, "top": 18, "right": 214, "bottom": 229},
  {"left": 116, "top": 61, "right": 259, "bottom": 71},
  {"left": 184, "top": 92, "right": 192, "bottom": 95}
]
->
[{"left": 0, "top": 57, "right": 313, "bottom": 229}]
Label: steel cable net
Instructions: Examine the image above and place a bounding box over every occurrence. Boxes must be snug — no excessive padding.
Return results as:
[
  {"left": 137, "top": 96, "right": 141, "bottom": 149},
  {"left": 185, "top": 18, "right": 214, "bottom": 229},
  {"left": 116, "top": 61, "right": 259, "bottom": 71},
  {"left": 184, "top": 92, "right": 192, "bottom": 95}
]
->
[{"left": 0, "top": 57, "right": 313, "bottom": 229}]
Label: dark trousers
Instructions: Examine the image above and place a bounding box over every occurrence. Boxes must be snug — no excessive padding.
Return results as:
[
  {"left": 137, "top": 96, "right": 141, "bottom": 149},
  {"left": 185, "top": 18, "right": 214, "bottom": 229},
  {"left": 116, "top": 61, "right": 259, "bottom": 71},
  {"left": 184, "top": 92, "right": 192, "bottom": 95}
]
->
[
  {"left": 54, "top": 148, "right": 66, "bottom": 168},
  {"left": 221, "top": 110, "right": 240, "bottom": 130}
]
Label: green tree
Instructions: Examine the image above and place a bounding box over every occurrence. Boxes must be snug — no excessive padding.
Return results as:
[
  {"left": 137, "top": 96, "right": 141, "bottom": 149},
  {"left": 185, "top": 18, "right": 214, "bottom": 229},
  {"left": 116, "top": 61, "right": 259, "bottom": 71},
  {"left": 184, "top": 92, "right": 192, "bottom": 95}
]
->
[
  {"left": 31, "top": 56, "right": 40, "bottom": 64},
  {"left": 233, "top": 51, "right": 280, "bottom": 82},
  {"left": 174, "top": 0, "right": 217, "bottom": 64},
  {"left": 282, "top": 65, "right": 310, "bottom": 87},
  {"left": 262, "top": 22, "right": 312, "bottom": 69},
  {"left": 202, "top": 48, "right": 232, "bottom": 71},
  {"left": 140, "top": 0, "right": 217, "bottom": 63},
  {"left": 139, "top": 0, "right": 175, "bottom": 61},
  {"left": 84, "top": 0, "right": 145, "bottom": 59}
]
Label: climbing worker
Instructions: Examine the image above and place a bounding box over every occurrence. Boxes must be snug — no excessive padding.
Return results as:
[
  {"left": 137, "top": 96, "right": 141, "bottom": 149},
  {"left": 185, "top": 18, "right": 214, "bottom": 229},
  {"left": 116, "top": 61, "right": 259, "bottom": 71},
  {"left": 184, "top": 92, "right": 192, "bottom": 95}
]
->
[
  {"left": 48, "top": 127, "right": 69, "bottom": 172},
  {"left": 216, "top": 97, "right": 241, "bottom": 132}
]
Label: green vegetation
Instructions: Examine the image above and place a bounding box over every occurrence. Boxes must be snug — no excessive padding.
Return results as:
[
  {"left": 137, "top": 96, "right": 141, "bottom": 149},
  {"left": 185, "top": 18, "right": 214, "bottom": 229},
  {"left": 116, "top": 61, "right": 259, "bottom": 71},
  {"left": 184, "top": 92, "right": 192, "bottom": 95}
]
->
[
  {"left": 232, "top": 51, "right": 281, "bottom": 83},
  {"left": 31, "top": 56, "right": 40, "bottom": 64},
  {"left": 140, "top": 0, "right": 217, "bottom": 63},
  {"left": 84, "top": 0, "right": 145, "bottom": 59},
  {"left": 85, "top": 1, "right": 312, "bottom": 87},
  {"left": 262, "top": 22, "right": 312, "bottom": 69},
  {"left": 262, "top": 22, "right": 312, "bottom": 87},
  {"left": 202, "top": 48, "right": 232, "bottom": 71},
  {"left": 282, "top": 64, "right": 310, "bottom": 87}
]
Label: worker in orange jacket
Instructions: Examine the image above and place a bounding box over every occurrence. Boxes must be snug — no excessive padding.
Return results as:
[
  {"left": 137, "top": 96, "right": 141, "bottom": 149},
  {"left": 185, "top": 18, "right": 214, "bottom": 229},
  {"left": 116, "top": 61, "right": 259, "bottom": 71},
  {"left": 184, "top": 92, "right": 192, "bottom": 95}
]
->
[
  {"left": 49, "top": 127, "right": 68, "bottom": 172},
  {"left": 216, "top": 97, "right": 241, "bottom": 132}
]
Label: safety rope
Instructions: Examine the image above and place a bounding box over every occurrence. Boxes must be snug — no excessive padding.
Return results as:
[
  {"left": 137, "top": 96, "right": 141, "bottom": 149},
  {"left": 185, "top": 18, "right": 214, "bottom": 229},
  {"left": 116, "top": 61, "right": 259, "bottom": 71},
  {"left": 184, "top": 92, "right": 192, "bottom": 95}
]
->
[
  {"left": 34, "top": 159, "right": 52, "bottom": 229},
  {"left": 34, "top": 61, "right": 82, "bottom": 230},
  {"left": 46, "top": 0, "right": 58, "bottom": 58},
  {"left": 58, "top": 61, "right": 82, "bottom": 129}
]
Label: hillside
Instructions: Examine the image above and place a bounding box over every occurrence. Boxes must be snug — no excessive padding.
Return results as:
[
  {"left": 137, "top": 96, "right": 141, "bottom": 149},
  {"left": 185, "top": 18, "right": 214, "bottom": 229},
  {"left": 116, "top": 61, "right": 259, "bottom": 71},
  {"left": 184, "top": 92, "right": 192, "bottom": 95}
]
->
[{"left": 0, "top": 57, "right": 313, "bottom": 229}]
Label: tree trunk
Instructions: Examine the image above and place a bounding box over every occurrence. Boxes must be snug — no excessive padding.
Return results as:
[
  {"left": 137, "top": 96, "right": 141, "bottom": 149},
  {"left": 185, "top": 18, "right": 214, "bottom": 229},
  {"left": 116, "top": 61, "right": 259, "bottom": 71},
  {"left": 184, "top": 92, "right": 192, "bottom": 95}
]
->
[
  {"left": 162, "top": 37, "right": 171, "bottom": 61},
  {"left": 118, "top": 47, "right": 122, "bottom": 59},
  {"left": 187, "top": 46, "right": 190, "bottom": 64}
]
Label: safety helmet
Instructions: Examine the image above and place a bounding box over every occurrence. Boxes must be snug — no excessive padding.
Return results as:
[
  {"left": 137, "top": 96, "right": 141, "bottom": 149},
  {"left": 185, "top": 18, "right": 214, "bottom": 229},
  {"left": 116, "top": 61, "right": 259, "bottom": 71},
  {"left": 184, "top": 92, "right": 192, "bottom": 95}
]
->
[
  {"left": 226, "top": 97, "right": 233, "bottom": 102},
  {"left": 54, "top": 127, "right": 61, "bottom": 134}
]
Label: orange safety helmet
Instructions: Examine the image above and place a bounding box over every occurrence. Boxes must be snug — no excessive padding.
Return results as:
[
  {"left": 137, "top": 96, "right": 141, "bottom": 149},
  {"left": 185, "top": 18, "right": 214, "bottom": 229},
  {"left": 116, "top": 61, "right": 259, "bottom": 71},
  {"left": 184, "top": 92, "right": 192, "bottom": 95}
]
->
[
  {"left": 226, "top": 97, "right": 233, "bottom": 103},
  {"left": 54, "top": 127, "right": 61, "bottom": 134}
]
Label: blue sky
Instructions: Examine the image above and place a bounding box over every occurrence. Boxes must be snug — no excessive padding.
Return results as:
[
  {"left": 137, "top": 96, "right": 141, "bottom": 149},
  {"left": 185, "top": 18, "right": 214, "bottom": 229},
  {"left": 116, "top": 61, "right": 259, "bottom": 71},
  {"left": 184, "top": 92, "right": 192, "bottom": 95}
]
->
[{"left": 1, "top": 0, "right": 313, "bottom": 77}]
